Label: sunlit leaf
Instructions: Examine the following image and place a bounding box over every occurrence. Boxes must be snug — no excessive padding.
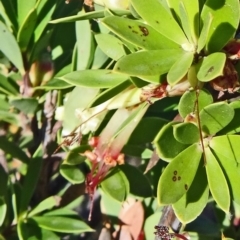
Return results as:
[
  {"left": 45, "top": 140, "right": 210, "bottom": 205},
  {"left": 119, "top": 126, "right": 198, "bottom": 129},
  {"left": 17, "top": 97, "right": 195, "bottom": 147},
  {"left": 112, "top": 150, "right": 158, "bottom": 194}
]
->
[
  {"left": 60, "top": 164, "right": 85, "bottom": 184},
  {"left": 158, "top": 143, "right": 202, "bottom": 204},
  {"left": 201, "top": 0, "right": 240, "bottom": 52},
  {"left": 205, "top": 147, "right": 230, "bottom": 213},
  {"left": 101, "top": 16, "right": 179, "bottom": 50},
  {"left": 32, "top": 216, "right": 93, "bottom": 233},
  {"left": 210, "top": 135, "right": 240, "bottom": 205},
  {"left": 178, "top": 89, "right": 213, "bottom": 118},
  {"left": 199, "top": 102, "right": 234, "bottom": 135},
  {"left": 197, "top": 53, "right": 226, "bottom": 82},
  {"left": 173, "top": 122, "right": 200, "bottom": 144},
  {"left": 173, "top": 162, "right": 209, "bottom": 224},
  {"left": 59, "top": 70, "right": 128, "bottom": 88},
  {"left": 114, "top": 49, "right": 185, "bottom": 77},
  {"left": 167, "top": 51, "right": 194, "bottom": 85},
  {"left": 101, "top": 169, "right": 129, "bottom": 202},
  {"left": 0, "top": 198, "right": 7, "bottom": 227},
  {"left": 131, "top": 0, "right": 188, "bottom": 45},
  {"left": 154, "top": 122, "right": 190, "bottom": 162}
]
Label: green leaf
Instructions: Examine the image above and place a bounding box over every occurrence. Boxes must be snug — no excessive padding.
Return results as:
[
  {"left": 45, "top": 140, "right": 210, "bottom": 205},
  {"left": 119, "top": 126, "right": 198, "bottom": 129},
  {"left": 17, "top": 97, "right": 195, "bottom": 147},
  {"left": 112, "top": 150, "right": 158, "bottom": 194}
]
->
[
  {"left": 197, "top": 53, "right": 226, "bottom": 82},
  {"left": 154, "top": 122, "right": 190, "bottom": 162},
  {"left": 28, "top": 196, "right": 61, "bottom": 218},
  {"left": 18, "top": 220, "right": 60, "bottom": 240},
  {"left": 44, "top": 208, "right": 79, "bottom": 217},
  {"left": 0, "top": 136, "right": 29, "bottom": 163},
  {"left": 167, "top": 51, "right": 194, "bottom": 85},
  {"left": 101, "top": 16, "right": 179, "bottom": 50},
  {"left": 34, "top": 78, "right": 72, "bottom": 90},
  {"left": 20, "top": 156, "right": 42, "bottom": 213},
  {"left": 158, "top": 143, "right": 202, "bottom": 204},
  {"left": 10, "top": 98, "right": 38, "bottom": 114},
  {"left": 101, "top": 169, "right": 129, "bottom": 202},
  {"left": 95, "top": 33, "right": 125, "bottom": 61},
  {"left": 17, "top": 0, "right": 35, "bottom": 26},
  {"left": 32, "top": 216, "right": 93, "bottom": 233},
  {"left": 199, "top": 102, "right": 234, "bottom": 135},
  {"left": 197, "top": 13, "right": 213, "bottom": 53},
  {"left": 91, "top": 46, "right": 109, "bottom": 69},
  {"left": 218, "top": 101, "right": 240, "bottom": 134},
  {"left": 173, "top": 122, "right": 200, "bottom": 144},
  {"left": 131, "top": 0, "right": 188, "bottom": 45},
  {"left": 0, "top": 164, "right": 8, "bottom": 197},
  {"left": 128, "top": 117, "right": 168, "bottom": 144},
  {"left": 50, "top": 10, "right": 105, "bottom": 24},
  {"left": 59, "top": 70, "right": 129, "bottom": 88},
  {"left": 0, "top": 73, "right": 19, "bottom": 95},
  {"left": 201, "top": 0, "right": 240, "bottom": 52},
  {"left": 89, "top": 79, "right": 132, "bottom": 107},
  {"left": 17, "top": 7, "right": 38, "bottom": 51},
  {"left": 119, "top": 164, "right": 152, "bottom": 198},
  {"left": 205, "top": 147, "right": 230, "bottom": 213},
  {"left": 114, "top": 49, "right": 185, "bottom": 77},
  {"left": 210, "top": 135, "right": 240, "bottom": 204},
  {"left": 173, "top": 161, "right": 209, "bottom": 224},
  {"left": 64, "top": 146, "right": 90, "bottom": 165},
  {"left": 75, "top": 14, "right": 94, "bottom": 70},
  {"left": 0, "top": 198, "right": 7, "bottom": 227},
  {"left": 60, "top": 164, "right": 85, "bottom": 184},
  {"left": 178, "top": 89, "right": 213, "bottom": 118},
  {"left": 0, "top": 21, "right": 24, "bottom": 74}
]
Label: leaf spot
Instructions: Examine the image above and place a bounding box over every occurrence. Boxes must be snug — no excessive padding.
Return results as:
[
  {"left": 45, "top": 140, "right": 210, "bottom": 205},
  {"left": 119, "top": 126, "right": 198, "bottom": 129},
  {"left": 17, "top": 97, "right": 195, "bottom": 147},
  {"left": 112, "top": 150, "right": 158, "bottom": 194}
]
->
[
  {"left": 128, "top": 26, "right": 132, "bottom": 29},
  {"left": 139, "top": 26, "right": 149, "bottom": 36},
  {"left": 173, "top": 171, "right": 177, "bottom": 175},
  {"left": 184, "top": 184, "right": 188, "bottom": 190},
  {"left": 178, "top": 176, "right": 181, "bottom": 181},
  {"left": 172, "top": 176, "right": 177, "bottom": 181},
  {"left": 205, "top": 66, "right": 214, "bottom": 77}
]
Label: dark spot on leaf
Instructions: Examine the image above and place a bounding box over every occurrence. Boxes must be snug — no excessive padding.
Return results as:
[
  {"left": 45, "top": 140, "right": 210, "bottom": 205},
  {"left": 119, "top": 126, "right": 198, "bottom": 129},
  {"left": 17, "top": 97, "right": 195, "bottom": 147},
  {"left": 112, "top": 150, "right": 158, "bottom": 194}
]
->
[
  {"left": 184, "top": 184, "right": 188, "bottom": 190},
  {"left": 172, "top": 176, "right": 177, "bottom": 181},
  {"left": 156, "top": 20, "right": 159, "bottom": 24},
  {"left": 139, "top": 26, "right": 149, "bottom": 36},
  {"left": 3, "top": 30, "right": 6, "bottom": 33},
  {"left": 178, "top": 176, "right": 181, "bottom": 181},
  {"left": 205, "top": 66, "right": 214, "bottom": 77},
  {"left": 173, "top": 171, "right": 177, "bottom": 175},
  {"left": 128, "top": 26, "right": 132, "bottom": 29},
  {"left": 132, "top": 30, "right": 138, "bottom": 34}
]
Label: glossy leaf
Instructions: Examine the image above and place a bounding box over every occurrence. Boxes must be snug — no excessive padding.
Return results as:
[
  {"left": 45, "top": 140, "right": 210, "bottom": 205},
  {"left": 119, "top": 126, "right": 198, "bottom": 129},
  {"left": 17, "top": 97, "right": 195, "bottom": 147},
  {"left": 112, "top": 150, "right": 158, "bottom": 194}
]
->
[
  {"left": 119, "top": 164, "right": 152, "bottom": 198},
  {"left": 167, "top": 51, "right": 194, "bottom": 85},
  {"left": 201, "top": 0, "right": 240, "bottom": 52},
  {"left": 59, "top": 70, "right": 128, "bottom": 88},
  {"left": 205, "top": 147, "right": 230, "bottom": 213},
  {"left": 154, "top": 122, "right": 190, "bottom": 162},
  {"left": 173, "top": 122, "right": 200, "bottom": 144},
  {"left": 64, "top": 146, "right": 90, "bottom": 165},
  {"left": 95, "top": 33, "right": 125, "bottom": 60},
  {"left": 101, "top": 169, "right": 129, "bottom": 202},
  {"left": 114, "top": 49, "right": 185, "bottom": 77},
  {"left": 199, "top": 102, "right": 234, "bottom": 135},
  {"left": 50, "top": 10, "right": 105, "bottom": 24},
  {"left": 31, "top": 216, "right": 93, "bottom": 233},
  {"left": 17, "top": 7, "right": 37, "bottom": 51},
  {"left": 89, "top": 80, "right": 132, "bottom": 107},
  {"left": 10, "top": 98, "right": 38, "bottom": 114},
  {"left": 101, "top": 16, "right": 179, "bottom": 50},
  {"left": 75, "top": 15, "right": 94, "bottom": 70},
  {"left": 18, "top": 220, "right": 60, "bottom": 240},
  {"left": 218, "top": 101, "right": 240, "bottom": 134},
  {"left": 0, "top": 21, "right": 24, "bottom": 74},
  {"left": 34, "top": 78, "right": 72, "bottom": 90},
  {"left": 158, "top": 143, "right": 202, "bottom": 204},
  {"left": 173, "top": 161, "right": 209, "bottom": 224},
  {"left": 131, "top": 0, "right": 188, "bottom": 45},
  {"left": 197, "top": 13, "right": 213, "bottom": 53},
  {"left": 178, "top": 89, "right": 213, "bottom": 118},
  {"left": 210, "top": 135, "right": 240, "bottom": 204},
  {"left": 197, "top": 53, "right": 226, "bottom": 82},
  {"left": 17, "top": 0, "right": 35, "bottom": 26},
  {"left": 60, "top": 164, "right": 85, "bottom": 184},
  {"left": 28, "top": 196, "right": 61, "bottom": 218}
]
